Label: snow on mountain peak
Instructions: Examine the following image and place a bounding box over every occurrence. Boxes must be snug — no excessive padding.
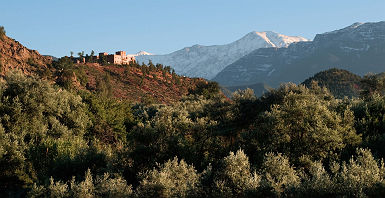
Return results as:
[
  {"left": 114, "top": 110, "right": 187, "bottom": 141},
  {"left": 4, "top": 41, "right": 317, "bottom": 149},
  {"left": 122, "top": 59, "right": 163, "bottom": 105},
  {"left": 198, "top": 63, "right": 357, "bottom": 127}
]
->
[
  {"left": 240, "top": 31, "right": 309, "bottom": 49},
  {"left": 135, "top": 31, "right": 307, "bottom": 79},
  {"left": 136, "top": 51, "right": 153, "bottom": 56}
]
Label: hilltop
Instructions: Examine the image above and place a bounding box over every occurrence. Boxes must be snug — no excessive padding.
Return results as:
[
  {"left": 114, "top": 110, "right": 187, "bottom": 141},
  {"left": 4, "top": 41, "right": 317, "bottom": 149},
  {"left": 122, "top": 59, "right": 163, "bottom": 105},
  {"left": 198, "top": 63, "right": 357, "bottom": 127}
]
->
[
  {"left": 0, "top": 31, "right": 205, "bottom": 104},
  {"left": 302, "top": 68, "right": 362, "bottom": 98},
  {"left": 0, "top": 34, "right": 51, "bottom": 75}
]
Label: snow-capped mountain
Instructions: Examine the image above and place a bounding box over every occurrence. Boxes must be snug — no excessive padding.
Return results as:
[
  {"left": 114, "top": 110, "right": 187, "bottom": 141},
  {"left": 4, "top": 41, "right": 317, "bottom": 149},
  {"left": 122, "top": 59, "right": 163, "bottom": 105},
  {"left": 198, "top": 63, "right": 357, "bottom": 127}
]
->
[
  {"left": 127, "top": 51, "right": 153, "bottom": 57},
  {"left": 135, "top": 51, "right": 153, "bottom": 56},
  {"left": 213, "top": 21, "right": 385, "bottom": 87},
  {"left": 135, "top": 32, "right": 308, "bottom": 79}
]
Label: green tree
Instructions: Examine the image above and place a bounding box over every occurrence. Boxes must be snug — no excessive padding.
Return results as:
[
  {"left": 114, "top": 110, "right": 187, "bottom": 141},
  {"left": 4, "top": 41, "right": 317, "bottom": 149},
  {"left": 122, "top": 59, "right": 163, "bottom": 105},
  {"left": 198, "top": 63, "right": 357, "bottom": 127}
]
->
[
  {"left": 0, "top": 71, "right": 91, "bottom": 193},
  {"left": 98, "top": 54, "right": 107, "bottom": 65},
  {"left": 0, "top": 26, "right": 5, "bottom": 40},
  {"left": 188, "top": 81, "right": 221, "bottom": 99},
  {"left": 352, "top": 95, "right": 385, "bottom": 158},
  {"left": 89, "top": 50, "right": 95, "bottom": 63},
  {"left": 95, "top": 73, "right": 113, "bottom": 97},
  {"left": 80, "top": 91, "right": 136, "bottom": 144},
  {"left": 360, "top": 73, "right": 385, "bottom": 98},
  {"left": 53, "top": 57, "right": 76, "bottom": 89}
]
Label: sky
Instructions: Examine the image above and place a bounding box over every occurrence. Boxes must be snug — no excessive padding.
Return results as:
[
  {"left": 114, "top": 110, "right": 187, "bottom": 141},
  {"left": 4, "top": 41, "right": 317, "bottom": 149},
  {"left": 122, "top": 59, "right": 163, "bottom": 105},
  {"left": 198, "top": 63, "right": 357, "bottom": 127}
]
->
[{"left": 1, "top": 0, "right": 385, "bottom": 57}]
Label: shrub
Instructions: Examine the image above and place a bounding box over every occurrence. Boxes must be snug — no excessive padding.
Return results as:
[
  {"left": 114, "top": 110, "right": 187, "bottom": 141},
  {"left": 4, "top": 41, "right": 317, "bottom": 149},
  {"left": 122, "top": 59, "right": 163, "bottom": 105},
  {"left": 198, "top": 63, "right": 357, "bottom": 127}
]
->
[
  {"left": 297, "top": 160, "right": 335, "bottom": 197},
  {"left": 213, "top": 149, "right": 260, "bottom": 197},
  {"left": 29, "top": 169, "right": 133, "bottom": 198},
  {"left": 94, "top": 173, "right": 133, "bottom": 198},
  {"left": 137, "top": 157, "right": 201, "bottom": 197},
  {"left": 336, "top": 148, "right": 385, "bottom": 196},
  {"left": 260, "top": 152, "right": 299, "bottom": 196}
]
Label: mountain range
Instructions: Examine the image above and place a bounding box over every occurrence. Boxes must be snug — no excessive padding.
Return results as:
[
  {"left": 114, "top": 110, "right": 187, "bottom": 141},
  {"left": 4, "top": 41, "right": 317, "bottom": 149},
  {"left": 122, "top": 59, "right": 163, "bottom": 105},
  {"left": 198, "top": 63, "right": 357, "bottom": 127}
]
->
[
  {"left": 135, "top": 21, "right": 385, "bottom": 95},
  {"left": 213, "top": 22, "right": 385, "bottom": 87},
  {"left": 136, "top": 31, "right": 308, "bottom": 79}
]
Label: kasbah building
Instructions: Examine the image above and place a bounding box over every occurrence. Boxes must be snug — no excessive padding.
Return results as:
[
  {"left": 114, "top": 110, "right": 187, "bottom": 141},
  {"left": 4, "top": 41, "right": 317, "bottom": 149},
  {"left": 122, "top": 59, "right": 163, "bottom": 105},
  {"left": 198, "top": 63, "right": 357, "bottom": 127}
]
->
[
  {"left": 100, "top": 51, "right": 136, "bottom": 65},
  {"left": 75, "top": 51, "right": 136, "bottom": 65}
]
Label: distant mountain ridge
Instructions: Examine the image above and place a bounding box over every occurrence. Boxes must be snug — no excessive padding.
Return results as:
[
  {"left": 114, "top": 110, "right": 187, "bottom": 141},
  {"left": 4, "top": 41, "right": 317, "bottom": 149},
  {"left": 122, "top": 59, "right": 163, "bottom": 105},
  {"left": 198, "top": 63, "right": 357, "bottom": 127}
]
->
[
  {"left": 136, "top": 31, "right": 308, "bottom": 79},
  {"left": 213, "top": 21, "right": 385, "bottom": 87}
]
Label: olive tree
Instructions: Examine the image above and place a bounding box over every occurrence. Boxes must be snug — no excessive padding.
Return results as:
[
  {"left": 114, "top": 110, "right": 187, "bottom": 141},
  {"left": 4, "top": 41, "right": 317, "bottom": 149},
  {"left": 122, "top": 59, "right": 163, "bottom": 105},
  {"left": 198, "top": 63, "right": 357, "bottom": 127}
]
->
[
  {"left": 213, "top": 149, "right": 260, "bottom": 197},
  {"left": 137, "top": 157, "right": 201, "bottom": 197},
  {"left": 256, "top": 83, "right": 361, "bottom": 162}
]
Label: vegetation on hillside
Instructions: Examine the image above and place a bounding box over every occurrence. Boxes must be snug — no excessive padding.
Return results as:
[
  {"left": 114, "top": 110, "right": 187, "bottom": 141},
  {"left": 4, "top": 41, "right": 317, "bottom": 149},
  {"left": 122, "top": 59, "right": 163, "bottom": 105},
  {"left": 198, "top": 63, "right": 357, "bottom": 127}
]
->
[
  {"left": 48, "top": 56, "right": 205, "bottom": 104},
  {"left": 1, "top": 69, "right": 385, "bottom": 197},
  {"left": 302, "top": 68, "right": 362, "bottom": 98},
  {"left": 0, "top": 29, "right": 201, "bottom": 104}
]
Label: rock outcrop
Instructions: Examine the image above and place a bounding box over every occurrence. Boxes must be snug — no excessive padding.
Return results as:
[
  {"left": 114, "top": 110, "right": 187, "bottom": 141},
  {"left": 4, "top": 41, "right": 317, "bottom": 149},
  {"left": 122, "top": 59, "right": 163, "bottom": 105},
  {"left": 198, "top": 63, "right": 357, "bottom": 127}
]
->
[{"left": 0, "top": 35, "right": 51, "bottom": 74}]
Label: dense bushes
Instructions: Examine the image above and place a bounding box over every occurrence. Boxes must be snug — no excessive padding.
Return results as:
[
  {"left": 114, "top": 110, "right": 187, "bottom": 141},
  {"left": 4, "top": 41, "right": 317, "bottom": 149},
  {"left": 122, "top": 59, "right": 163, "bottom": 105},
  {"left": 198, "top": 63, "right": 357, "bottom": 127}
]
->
[
  {"left": 29, "top": 170, "right": 133, "bottom": 198},
  {"left": 0, "top": 72, "right": 91, "bottom": 194},
  {"left": 3, "top": 71, "right": 385, "bottom": 197},
  {"left": 256, "top": 83, "right": 360, "bottom": 162}
]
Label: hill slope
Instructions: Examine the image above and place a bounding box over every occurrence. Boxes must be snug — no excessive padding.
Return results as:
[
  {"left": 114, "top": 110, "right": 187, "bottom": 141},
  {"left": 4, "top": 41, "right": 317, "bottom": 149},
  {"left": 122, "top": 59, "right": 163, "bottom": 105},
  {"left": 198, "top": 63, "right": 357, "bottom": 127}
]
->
[
  {"left": 302, "top": 68, "right": 362, "bottom": 98},
  {"left": 0, "top": 34, "right": 205, "bottom": 104},
  {"left": 0, "top": 35, "right": 52, "bottom": 74},
  {"left": 74, "top": 63, "right": 205, "bottom": 104}
]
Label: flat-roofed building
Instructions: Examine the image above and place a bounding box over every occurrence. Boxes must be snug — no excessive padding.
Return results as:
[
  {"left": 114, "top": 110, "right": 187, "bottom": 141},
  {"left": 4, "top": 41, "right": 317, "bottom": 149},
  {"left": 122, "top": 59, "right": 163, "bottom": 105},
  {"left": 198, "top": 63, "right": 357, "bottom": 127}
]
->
[{"left": 73, "top": 51, "right": 135, "bottom": 65}]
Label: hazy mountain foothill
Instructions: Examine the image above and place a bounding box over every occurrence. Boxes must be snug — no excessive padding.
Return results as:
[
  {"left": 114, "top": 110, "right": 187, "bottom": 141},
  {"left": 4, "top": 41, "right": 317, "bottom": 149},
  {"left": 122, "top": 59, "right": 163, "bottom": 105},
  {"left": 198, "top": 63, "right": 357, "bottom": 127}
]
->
[{"left": 2, "top": 19, "right": 385, "bottom": 198}]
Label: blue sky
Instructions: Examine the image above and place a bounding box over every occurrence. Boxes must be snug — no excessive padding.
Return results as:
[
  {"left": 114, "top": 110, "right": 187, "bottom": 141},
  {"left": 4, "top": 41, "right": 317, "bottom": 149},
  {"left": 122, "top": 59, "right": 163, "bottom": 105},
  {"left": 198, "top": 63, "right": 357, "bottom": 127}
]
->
[{"left": 1, "top": 0, "right": 385, "bottom": 57}]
